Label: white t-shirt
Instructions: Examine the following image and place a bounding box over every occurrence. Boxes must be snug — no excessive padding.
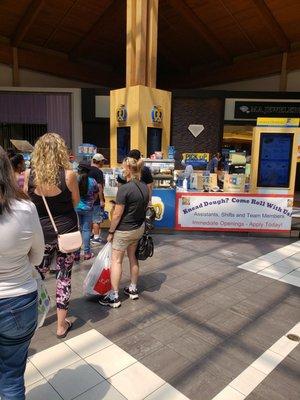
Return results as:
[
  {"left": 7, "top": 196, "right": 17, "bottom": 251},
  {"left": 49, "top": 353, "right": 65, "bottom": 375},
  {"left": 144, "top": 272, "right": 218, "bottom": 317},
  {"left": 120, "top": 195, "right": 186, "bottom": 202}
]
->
[{"left": 0, "top": 200, "right": 45, "bottom": 298}]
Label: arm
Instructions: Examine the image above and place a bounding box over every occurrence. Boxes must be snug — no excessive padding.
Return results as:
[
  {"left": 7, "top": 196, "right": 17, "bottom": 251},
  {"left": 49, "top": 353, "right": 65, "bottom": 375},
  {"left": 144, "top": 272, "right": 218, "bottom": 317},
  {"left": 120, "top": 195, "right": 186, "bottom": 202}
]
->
[
  {"left": 28, "top": 204, "right": 45, "bottom": 266},
  {"left": 66, "top": 170, "right": 80, "bottom": 207},
  {"left": 147, "top": 183, "right": 153, "bottom": 205},
  {"left": 98, "top": 183, "right": 105, "bottom": 207},
  {"left": 23, "top": 169, "right": 30, "bottom": 193},
  {"left": 107, "top": 204, "right": 125, "bottom": 242}
]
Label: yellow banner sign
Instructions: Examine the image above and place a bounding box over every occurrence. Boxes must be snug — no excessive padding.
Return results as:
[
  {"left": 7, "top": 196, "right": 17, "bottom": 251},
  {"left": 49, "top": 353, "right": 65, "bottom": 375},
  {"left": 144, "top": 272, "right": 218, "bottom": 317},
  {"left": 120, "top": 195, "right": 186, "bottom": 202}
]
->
[
  {"left": 182, "top": 153, "right": 210, "bottom": 162},
  {"left": 257, "top": 117, "right": 299, "bottom": 127}
]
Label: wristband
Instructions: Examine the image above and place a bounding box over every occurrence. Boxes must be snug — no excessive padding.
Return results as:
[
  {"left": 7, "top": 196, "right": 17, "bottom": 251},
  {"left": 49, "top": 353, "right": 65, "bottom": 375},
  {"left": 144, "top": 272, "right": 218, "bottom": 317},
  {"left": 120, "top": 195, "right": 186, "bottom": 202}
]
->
[{"left": 109, "top": 231, "right": 115, "bottom": 234}]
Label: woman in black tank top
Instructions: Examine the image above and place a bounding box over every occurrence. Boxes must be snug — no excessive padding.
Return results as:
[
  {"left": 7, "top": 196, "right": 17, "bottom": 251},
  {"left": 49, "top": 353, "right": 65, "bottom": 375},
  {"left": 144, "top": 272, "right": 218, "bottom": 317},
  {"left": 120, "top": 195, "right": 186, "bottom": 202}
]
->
[{"left": 24, "top": 133, "right": 80, "bottom": 339}]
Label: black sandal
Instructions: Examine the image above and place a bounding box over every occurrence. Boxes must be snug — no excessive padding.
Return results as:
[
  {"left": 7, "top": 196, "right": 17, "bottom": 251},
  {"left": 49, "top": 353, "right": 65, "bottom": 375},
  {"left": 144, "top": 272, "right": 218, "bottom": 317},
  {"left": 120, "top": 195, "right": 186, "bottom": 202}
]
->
[{"left": 57, "top": 321, "right": 73, "bottom": 339}]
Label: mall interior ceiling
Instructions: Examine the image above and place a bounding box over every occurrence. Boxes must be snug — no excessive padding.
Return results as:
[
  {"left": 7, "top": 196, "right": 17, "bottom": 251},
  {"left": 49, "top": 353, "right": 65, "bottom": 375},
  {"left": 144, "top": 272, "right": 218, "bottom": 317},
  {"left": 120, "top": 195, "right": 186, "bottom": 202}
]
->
[{"left": 0, "top": 0, "right": 300, "bottom": 89}]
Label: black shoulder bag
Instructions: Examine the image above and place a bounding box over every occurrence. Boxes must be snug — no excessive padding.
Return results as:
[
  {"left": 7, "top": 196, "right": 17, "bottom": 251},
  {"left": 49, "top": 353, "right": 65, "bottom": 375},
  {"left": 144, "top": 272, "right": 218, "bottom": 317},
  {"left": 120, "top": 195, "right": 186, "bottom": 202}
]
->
[{"left": 133, "top": 181, "right": 154, "bottom": 261}]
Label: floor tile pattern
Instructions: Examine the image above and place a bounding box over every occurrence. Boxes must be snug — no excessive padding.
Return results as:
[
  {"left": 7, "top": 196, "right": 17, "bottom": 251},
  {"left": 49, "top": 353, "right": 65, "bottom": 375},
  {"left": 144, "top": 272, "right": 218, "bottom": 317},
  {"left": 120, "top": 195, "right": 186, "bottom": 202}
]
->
[{"left": 28, "top": 234, "right": 300, "bottom": 400}]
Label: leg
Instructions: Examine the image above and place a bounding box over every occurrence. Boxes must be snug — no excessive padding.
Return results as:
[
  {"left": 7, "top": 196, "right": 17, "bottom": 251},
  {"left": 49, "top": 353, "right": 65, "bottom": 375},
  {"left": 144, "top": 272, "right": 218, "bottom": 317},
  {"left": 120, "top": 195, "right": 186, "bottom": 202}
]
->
[
  {"left": 55, "top": 252, "right": 74, "bottom": 336},
  {"left": 110, "top": 249, "right": 125, "bottom": 292},
  {"left": 0, "top": 292, "right": 37, "bottom": 400},
  {"left": 81, "top": 211, "right": 93, "bottom": 255},
  {"left": 127, "top": 243, "right": 139, "bottom": 286},
  {"left": 99, "top": 248, "right": 124, "bottom": 308},
  {"left": 124, "top": 243, "right": 140, "bottom": 300}
]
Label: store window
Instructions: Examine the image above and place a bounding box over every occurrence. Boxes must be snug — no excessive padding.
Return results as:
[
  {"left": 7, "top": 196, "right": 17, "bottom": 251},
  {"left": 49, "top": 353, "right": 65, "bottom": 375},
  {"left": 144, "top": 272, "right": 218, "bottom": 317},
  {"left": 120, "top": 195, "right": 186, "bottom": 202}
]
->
[
  {"left": 117, "top": 126, "right": 130, "bottom": 163},
  {"left": 147, "top": 127, "right": 162, "bottom": 157}
]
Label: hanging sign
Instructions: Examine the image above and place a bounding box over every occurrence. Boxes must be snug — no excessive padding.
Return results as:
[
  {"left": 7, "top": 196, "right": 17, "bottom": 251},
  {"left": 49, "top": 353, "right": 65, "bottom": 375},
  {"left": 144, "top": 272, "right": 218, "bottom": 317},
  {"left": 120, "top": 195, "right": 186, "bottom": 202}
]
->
[{"left": 182, "top": 152, "right": 209, "bottom": 168}]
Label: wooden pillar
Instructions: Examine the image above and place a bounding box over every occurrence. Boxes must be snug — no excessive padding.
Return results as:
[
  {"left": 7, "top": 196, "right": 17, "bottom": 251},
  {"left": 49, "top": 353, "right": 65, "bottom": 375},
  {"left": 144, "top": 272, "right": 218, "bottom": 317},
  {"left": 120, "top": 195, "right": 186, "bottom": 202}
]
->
[
  {"left": 146, "top": 0, "right": 158, "bottom": 87},
  {"left": 126, "top": 0, "right": 136, "bottom": 86},
  {"left": 279, "top": 52, "right": 288, "bottom": 91},
  {"left": 126, "top": 0, "right": 158, "bottom": 88},
  {"left": 12, "top": 47, "right": 20, "bottom": 86}
]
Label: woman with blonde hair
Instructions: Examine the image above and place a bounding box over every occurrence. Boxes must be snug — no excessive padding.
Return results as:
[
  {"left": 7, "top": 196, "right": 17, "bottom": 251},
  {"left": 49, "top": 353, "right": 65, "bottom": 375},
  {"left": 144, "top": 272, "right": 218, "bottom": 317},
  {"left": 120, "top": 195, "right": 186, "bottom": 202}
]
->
[
  {"left": 24, "top": 133, "right": 80, "bottom": 338},
  {"left": 99, "top": 157, "right": 149, "bottom": 308}
]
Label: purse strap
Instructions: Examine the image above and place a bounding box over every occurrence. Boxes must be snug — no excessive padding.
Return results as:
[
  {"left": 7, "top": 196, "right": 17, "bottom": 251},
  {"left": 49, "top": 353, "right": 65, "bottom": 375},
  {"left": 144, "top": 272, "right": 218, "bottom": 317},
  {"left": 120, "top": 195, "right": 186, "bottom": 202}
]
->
[
  {"left": 41, "top": 194, "right": 59, "bottom": 235},
  {"left": 133, "top": 180, "right": 146, "bottom": 204}
]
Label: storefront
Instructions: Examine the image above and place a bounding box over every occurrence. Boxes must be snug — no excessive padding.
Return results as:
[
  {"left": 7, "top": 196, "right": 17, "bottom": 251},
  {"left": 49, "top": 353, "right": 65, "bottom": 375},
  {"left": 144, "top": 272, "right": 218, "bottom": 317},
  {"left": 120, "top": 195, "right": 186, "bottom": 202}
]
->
[{"left": 88, "top": 91, "right": 300, "bottom": 236}]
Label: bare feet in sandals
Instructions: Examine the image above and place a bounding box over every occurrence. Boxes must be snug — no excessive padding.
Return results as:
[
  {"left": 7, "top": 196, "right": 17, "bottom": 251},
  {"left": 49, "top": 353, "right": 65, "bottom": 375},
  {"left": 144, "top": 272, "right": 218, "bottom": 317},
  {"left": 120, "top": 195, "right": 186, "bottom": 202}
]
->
[{"left": 56, "top": 320, "right": 73, "bottom": 339}]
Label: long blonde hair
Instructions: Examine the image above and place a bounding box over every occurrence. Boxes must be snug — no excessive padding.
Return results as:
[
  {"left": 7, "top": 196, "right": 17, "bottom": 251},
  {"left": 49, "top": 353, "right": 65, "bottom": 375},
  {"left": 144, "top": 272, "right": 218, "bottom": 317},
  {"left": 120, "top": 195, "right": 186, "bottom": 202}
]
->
[
  {"left": 31, "top": 133, "right": 71, "bottom": 187},
  {"left": 123, "top": 157, "right": 143, "bottom": 180}
]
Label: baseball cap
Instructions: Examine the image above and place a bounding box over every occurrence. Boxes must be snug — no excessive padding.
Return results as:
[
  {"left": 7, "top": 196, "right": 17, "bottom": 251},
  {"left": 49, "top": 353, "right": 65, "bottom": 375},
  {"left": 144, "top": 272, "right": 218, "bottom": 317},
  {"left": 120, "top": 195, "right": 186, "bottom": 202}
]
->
[
  {"left": 92, "top": 153, "right": 106, "bottom": 162},
  {"left": 128, "top": 149, "right": 141, "bottom": 160}
]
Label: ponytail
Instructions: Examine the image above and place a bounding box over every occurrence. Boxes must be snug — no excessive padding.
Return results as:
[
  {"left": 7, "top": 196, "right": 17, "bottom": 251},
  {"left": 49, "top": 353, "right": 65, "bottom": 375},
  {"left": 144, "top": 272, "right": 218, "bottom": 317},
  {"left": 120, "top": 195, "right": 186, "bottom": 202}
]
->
[
  {"left": 78, "top": 171, "right": 89, "bottom": 197},
  {"left": 123, "top": 157, "right": 143, "bottom": 180}
]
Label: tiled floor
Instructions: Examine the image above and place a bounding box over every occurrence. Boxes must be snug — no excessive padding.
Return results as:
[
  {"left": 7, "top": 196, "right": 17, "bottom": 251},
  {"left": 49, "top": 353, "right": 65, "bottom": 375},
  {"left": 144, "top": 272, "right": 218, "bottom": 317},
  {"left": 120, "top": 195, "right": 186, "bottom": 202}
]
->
[
  {"left": 26, "top": 329, "right": 189, "bottom": 400},
  {"left": 238, "top": 241, "right": 300, "bottom": 286},
  {"left": 28, "top": 234, "right": 300, "bottom": 400}
]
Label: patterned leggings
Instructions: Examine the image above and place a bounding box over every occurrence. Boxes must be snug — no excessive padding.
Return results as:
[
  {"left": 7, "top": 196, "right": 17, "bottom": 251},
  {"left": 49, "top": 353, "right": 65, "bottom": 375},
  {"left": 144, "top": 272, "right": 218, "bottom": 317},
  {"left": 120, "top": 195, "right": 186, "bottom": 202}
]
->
[{"left": 37, "top": 244, "right": 74, "bottom": 310}]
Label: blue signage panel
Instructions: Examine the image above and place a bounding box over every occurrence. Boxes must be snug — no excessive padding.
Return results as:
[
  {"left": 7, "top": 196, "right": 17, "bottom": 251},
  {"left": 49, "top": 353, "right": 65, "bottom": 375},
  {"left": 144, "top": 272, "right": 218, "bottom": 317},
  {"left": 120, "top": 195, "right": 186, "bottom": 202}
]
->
[
  {"left": 258, "top": 133, "right": 293, "bottom": 188},
  {"left": 152, "top": 188, "right": 176, "bottom": 228}
]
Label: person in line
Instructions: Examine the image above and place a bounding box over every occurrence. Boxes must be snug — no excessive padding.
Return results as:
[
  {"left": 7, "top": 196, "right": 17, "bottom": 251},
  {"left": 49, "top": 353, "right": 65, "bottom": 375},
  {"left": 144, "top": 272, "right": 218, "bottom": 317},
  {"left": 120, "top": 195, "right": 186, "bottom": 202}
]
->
[
  {"left": 75, "top": 163, "right": 99, "bottom": 261},
  {"left": 24, "top": 133, "right": 80, "bottom": 338},
  {"left": 206, "top": 152, "right": 221, "bottom": 174},
  {"left": 89, "top": 153, "right": 106, "bottom": 244},
  {"left": 0, "top": 146, "right": 44, "bottom": 400},
  {"left": 117, "top": 149, "right": 153, "bottom": 202},
  {"left": 10, "top": 153, "right": 26, "bottom": 189},
  {"left": 99, "top": 157, "right": 149, "bottom": 308}
]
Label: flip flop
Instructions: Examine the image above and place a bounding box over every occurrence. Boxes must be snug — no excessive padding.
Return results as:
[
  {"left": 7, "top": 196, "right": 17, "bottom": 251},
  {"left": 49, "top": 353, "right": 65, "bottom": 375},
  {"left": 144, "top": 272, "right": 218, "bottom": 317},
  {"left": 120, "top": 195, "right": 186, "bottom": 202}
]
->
[{"left": 56, "top": 321, "right": 73, "bottom": 339}]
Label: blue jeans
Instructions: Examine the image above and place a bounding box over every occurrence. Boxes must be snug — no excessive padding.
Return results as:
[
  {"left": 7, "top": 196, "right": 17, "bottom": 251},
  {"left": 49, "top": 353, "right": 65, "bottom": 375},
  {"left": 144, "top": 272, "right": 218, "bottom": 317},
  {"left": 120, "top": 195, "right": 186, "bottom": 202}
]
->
[
  {"left": 77, "top": 210, "right": 93, "bottom": 253},
  {"left": 0, "top": 291, "right": 38, "bottom": 400}
]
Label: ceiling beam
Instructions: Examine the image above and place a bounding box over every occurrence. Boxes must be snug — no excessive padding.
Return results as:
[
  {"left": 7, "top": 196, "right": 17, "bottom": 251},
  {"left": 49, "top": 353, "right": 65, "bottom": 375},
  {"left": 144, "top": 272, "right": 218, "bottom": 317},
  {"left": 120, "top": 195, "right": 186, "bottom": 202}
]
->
[
  {"left": 167, "top": 0, "right": 231, "bottom": 63},
  {"left": 0, "top": 41, "right": 122, "bottom": 87},
  {"left": 251, "top": 0, "right": 290, "bottom": 51},
  {"left": 43, "top": 0, "right": 80, "bottom": 47},
  {"left": 11, "top": 0, "right": 44, "bottom": 47},
  {"left": 160, "top": 49, "right": 300, "bottom": 89},
  {"left": 69, "top": 0, "right": 115, "bottom": 59},
  {"left": 218, "top": 0, "right": 257, "bottom": 51}
]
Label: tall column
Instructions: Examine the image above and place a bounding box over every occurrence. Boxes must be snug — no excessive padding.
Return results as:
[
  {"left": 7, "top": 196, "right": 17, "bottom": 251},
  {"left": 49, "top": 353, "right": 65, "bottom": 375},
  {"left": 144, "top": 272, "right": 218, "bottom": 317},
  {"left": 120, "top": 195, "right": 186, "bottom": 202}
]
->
[{"left": 126, "top": 0, "right": 158, "bottom": 88}]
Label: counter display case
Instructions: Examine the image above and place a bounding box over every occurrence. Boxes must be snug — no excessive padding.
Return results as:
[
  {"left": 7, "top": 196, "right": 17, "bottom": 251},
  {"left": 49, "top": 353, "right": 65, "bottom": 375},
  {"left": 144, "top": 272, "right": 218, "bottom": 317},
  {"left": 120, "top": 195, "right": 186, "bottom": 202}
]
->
[{"left": 143, "top": 159, "right": 175, "bottom": 188}]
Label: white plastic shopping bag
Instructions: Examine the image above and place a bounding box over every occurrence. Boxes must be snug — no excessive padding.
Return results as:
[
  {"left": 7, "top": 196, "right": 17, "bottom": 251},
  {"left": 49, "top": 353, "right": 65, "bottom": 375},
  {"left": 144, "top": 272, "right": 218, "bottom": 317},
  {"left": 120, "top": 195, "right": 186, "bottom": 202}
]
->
[
  {"left": 33, "top": 269, "right": 51, "bottom": 329},
  {"left": 83, "top": 243, "right": 112, "bottom": 295}
]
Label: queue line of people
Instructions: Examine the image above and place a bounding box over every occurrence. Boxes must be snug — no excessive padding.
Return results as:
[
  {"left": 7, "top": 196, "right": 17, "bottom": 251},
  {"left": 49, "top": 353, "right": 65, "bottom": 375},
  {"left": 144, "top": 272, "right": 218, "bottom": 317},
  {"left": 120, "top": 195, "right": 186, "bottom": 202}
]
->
[{"left": 0, "top": 132, "right": 152, "bottom": 399}]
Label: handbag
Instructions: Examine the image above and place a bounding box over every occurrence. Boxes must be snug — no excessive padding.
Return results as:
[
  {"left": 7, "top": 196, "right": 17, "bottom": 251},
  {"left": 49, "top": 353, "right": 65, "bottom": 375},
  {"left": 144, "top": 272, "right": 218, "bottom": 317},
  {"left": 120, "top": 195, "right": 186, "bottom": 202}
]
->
[
  {"left": 42, "top": 195, "right": 82, "bottom": 253},
  {"left": 133, "top": 181, "right": 155, "bottom": 260},
  {"left": 136, "top": 233, "right": 154, "bottom": 260}
]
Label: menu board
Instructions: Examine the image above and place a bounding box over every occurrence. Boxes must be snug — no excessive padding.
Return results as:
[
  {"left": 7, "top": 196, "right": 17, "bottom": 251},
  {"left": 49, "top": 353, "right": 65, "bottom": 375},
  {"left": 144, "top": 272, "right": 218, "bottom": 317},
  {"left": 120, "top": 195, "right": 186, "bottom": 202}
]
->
[{"left": 258, "top": 133, "right": 293, "bottom": 187}]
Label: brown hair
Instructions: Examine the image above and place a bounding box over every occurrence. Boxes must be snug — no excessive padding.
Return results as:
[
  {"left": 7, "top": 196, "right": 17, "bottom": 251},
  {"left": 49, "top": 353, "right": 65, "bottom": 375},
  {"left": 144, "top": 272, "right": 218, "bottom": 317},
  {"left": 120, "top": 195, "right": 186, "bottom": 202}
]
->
[{"left": 0, "top": 146, "right": 28, "bottom": 215}]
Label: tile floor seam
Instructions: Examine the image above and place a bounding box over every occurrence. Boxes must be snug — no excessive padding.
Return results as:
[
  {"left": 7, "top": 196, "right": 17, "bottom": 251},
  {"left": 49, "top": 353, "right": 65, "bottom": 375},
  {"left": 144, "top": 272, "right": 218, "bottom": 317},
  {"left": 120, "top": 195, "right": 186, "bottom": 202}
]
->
[
  {"left": 87, "top": 357, "right": 138, "bottom": 381},
  {"left": 140, "top": 381, "right": 170, "bottom": 400},
  {"left": 64, "top": 338, "right": 114, "bottom": 359},
  {"left": 70, "top": 382, "right": 110, "bottom": 400}
]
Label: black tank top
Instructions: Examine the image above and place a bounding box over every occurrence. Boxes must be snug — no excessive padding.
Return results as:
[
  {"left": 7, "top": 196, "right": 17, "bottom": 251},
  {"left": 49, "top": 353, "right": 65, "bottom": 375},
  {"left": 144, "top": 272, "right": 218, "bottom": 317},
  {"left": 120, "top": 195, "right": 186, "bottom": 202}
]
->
[{"left": 28, "top": 169, "right": 78, "bottom": 245}]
